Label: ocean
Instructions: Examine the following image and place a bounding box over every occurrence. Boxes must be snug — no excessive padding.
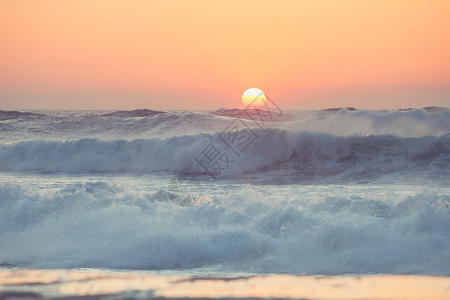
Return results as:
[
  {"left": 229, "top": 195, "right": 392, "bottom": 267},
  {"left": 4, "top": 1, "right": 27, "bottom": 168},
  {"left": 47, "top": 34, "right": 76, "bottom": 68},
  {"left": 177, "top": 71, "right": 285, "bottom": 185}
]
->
[{"left": 0, "top": 107, "right": 449, "bottom": 299}]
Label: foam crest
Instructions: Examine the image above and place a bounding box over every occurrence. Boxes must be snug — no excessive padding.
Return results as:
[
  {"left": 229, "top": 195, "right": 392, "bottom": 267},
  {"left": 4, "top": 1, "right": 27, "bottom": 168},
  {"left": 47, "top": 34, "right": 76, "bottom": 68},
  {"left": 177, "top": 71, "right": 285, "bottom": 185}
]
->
[
  {"left": 0, "top": 182, "right": 448, "bottom": 275},
  {"left": 283, "top": 108, "right": 450, "bottom": 137},
  {"left": 0, "top": 131, "right": 448, "bottom": 183}
]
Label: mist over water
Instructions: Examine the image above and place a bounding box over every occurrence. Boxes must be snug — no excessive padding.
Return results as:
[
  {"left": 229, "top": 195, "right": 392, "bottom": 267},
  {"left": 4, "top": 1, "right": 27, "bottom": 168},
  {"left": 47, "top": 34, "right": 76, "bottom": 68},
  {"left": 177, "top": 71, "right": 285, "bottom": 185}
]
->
[{"left": 0, "top": 108, "right": 449, "bottom": 275}]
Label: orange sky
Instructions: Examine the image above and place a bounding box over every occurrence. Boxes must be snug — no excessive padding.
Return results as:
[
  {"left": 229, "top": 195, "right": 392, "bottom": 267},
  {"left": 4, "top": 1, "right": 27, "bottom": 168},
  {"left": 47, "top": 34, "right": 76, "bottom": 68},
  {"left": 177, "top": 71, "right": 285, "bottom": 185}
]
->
[{"left": 1, "top": 0, "right": 450, "bottom": 110}]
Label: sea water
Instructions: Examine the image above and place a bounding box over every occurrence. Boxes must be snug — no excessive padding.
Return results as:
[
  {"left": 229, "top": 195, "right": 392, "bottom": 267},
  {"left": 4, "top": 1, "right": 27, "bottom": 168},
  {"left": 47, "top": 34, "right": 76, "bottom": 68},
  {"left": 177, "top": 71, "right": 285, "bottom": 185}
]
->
[{"left": 0, "top": 108, "right": 449, "bottom": 298}]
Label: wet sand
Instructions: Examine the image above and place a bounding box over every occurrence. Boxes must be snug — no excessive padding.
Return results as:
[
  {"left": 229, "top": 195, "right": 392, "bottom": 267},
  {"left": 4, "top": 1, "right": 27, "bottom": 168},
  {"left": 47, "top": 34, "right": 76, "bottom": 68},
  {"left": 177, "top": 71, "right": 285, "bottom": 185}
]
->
[{"left": 1, "top": 269, "right": 449, "bottom": 299}]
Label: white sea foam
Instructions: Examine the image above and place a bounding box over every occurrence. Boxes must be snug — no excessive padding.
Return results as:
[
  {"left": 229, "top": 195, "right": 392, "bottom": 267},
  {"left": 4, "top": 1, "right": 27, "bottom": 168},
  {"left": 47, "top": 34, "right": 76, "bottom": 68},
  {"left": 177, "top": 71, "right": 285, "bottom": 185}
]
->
[{"left": 0, "top": 180, "right": 448, "bottom": 275}]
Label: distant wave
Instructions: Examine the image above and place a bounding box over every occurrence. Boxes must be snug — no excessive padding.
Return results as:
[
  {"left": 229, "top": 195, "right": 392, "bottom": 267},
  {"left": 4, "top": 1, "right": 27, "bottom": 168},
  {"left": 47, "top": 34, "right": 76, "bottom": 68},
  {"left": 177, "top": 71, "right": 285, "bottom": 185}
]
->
[
  {"left": 401, "top": 106, "right": 448, "bottom": 113},
  {"left": 316, "top": 106, "right": 448, "bottom": 113},
  {"left": 1, "top": 108, "right": 449, "bottom": 143},
  {"left": 318, "top": 107, "right": 358, "bottom": 112},
  {"left": 211, "top": 108, "right": 291, "bottom": 122},
  {"left": 101, "top": 109, "right": 166, "bottom": 117},
  {"left": 0, "top": 130, "right": 448, "bottom": 182},
  {"left": 0, "top": 110, "right": 44, "bottom": 121},
  {"left": 286, "top": 108, "right": 450, "bottom": 137},
  {"left": 0, "top": 108, "right": 450, "bottom": 143}
]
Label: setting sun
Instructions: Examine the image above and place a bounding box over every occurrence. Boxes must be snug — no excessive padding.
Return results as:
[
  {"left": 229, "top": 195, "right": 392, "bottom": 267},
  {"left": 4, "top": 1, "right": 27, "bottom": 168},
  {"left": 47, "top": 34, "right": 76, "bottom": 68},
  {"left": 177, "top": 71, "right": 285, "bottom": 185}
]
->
[{"left": 242, "top": 88, "right": 266, "bottom": 106}]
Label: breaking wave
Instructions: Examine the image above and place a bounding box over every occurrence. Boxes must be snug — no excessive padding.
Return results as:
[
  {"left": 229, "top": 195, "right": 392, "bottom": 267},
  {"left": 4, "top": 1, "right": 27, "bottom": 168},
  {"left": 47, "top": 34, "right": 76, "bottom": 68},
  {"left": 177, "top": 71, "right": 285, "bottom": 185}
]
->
[
  {"left": 0, "top": 130, "right": 448, "bottom": 182},
  {"left": 0, "top": 181, "right": 448, "bottom": 274}
]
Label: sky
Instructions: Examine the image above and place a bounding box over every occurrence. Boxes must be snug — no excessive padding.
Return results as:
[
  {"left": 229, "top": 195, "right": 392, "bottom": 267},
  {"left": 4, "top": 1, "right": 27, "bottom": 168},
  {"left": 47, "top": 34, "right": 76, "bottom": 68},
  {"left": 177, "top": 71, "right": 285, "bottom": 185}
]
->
[{"left": 1, "top": 0, "right": 450, "bottom": 110}]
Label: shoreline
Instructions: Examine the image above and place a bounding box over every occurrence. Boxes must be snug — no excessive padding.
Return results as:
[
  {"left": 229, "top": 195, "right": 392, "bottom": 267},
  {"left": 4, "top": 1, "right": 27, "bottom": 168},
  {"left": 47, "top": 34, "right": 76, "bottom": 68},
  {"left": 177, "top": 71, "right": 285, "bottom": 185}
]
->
[{"left": 1, "top": 269, "right": 449, "bottom": 299}]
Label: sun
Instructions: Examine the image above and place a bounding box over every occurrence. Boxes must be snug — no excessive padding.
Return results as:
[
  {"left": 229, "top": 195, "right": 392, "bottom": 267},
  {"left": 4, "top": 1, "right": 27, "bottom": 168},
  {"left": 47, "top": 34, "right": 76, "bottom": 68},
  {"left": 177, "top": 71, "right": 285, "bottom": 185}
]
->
[{"left": 242, "top": 88, "right": 266, "bottom": 106}]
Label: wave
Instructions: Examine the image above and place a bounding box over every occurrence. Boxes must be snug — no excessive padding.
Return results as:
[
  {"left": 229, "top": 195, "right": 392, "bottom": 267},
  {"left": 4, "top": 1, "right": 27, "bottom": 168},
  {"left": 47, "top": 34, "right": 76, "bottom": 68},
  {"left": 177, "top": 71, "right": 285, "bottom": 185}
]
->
[
  {"left": 0, "top": 110, "right": 234, "bottom": 143},
  {"left": 316, "top": 106, "right": 447, "bottom": 113},
  {"left": 0, "top": 130, "right": 448, "bottom": 182},
  {"left": 101, "top": 109, "right": 166, "bottom": 117},
  {"left": 211, "top": 108, "right": 291, "bottom": 122},
  {"left": 0, "top": 181, "right": 448, "bottom": 274},
  {"left": 1, "top": 108, "right": 449, "bottom": 144},
  {"left": 0, "top": 110, "right": 44, "bottom": 121},
  {"left": 285, "top": 108, "right": 450, "bottom": 137}
]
